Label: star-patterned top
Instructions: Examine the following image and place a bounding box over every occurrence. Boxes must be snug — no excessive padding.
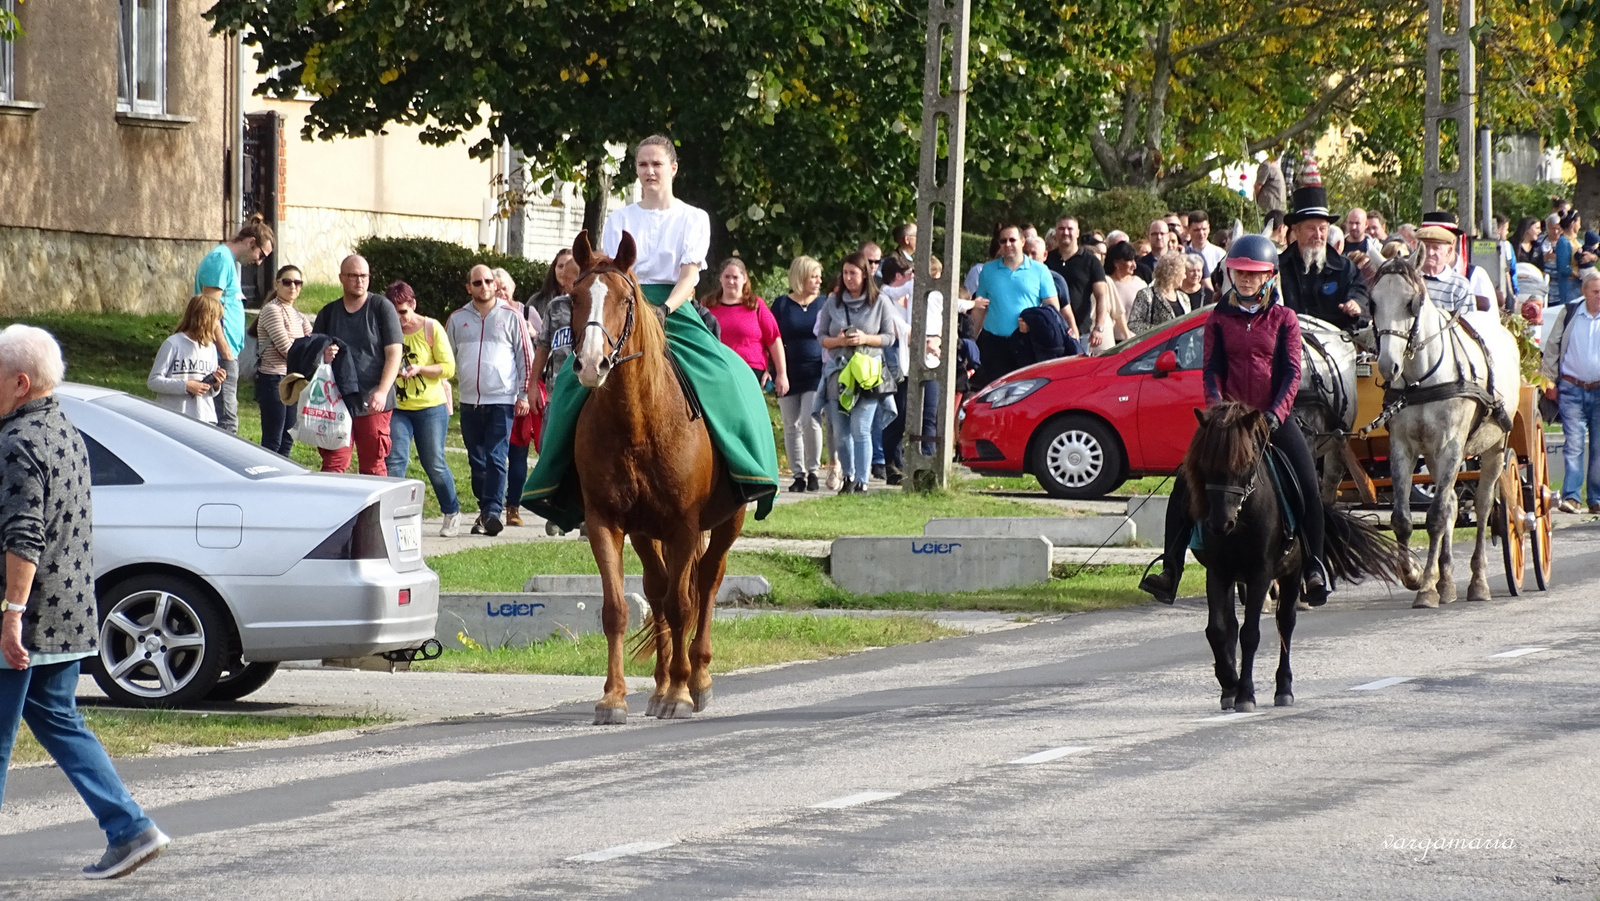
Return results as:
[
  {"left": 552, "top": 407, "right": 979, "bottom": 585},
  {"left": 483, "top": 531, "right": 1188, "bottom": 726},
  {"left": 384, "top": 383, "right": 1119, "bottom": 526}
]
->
[{"left": 0, "top": 396, "right": 98, "bottom": 656}]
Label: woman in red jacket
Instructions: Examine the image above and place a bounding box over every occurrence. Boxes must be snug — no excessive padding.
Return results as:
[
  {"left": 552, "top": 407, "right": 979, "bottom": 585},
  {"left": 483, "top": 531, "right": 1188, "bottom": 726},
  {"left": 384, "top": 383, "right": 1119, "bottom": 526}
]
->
[{"left": 1141, "top": 234, "right": 1329, "bottom": 606}]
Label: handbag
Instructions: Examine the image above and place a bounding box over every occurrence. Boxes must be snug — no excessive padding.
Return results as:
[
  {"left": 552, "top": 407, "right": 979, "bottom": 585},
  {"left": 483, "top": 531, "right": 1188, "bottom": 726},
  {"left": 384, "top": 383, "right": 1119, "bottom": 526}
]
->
[
  {"left": 421, "top": 318, "right": 454, "bottom": 414},
  {"left": 290, "top": 362, "right": 354, "bottom": 450},
  {"left": 511, "top": 411, "right": 535, "bottom": 448}
]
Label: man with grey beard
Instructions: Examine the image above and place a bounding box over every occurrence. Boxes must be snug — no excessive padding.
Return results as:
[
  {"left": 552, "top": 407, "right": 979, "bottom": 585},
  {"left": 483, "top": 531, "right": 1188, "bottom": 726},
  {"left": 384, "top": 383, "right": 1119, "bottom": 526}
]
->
[{"left": 1278, "top": 185, "right": 1368, "bottom": 330}]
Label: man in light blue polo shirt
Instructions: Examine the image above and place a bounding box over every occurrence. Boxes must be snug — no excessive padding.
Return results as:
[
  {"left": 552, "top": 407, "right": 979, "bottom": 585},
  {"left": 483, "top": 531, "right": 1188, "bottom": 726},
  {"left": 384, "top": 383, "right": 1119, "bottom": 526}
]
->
[
  {"left": 972, "top": 225, "right": 1059, "bottom": 387},
  {"left": 193, "top": 218, "right": 274, "bottom": 434}
]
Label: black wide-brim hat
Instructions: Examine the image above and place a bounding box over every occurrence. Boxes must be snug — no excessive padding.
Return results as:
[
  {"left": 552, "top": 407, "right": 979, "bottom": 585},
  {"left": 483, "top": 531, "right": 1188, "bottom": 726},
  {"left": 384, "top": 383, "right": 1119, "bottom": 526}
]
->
[
  {"left": 1284, "top": 185, "right": 1339, "bottom": 226},
  {"left": 1420, "top": 210, "right": 1463, "bottom": 234}
]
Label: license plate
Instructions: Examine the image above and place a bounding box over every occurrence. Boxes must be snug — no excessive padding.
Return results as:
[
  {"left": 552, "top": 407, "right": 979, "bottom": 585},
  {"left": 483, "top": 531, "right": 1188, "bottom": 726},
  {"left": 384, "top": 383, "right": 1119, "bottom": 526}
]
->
[{"left": 395, "top": 519, "right": 421, "bottom": 553}]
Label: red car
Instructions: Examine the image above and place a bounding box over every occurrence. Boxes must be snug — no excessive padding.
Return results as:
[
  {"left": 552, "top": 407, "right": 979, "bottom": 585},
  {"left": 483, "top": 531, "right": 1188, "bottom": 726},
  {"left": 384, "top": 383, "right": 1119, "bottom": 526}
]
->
[{"left": 958, "top": 310, "right": 1208, "bottom": 499}]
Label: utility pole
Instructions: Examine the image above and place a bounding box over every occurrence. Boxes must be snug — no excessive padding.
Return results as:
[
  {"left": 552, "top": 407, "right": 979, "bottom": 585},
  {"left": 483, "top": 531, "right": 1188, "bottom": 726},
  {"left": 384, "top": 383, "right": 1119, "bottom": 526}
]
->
[
  {"left": 904, "top": 0, "right": 971, "bottom": 491},
  {"left": 1421, "top": 0, "right": 1475, "bottom": 228}
]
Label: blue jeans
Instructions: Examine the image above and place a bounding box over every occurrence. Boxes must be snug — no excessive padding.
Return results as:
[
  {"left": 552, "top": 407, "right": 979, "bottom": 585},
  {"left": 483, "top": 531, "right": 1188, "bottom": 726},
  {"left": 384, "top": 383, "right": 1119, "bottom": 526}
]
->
[
  {"left": 871, "top": 392, "right": 898, "bottom": 466},
  {"left": 830, "top": 396, "right": 881, "bottom": 483},
  {"left": 0, "top": 660, "right": 154, "bottom": 846},
  {"left": 506, "top": 440, "right": 530, "bottom": 512},
  {"left": 460, "top": 403, "right": 514, "bottom": 517},
  {"left": 386, "top": 403, "right": 460, "bottom": 515},
  {"left": 255, "top": 371, "right": 296, "bottom": 455},
  {"left": 1558, "top": 380, "right": 1600, "bottom": 504}
]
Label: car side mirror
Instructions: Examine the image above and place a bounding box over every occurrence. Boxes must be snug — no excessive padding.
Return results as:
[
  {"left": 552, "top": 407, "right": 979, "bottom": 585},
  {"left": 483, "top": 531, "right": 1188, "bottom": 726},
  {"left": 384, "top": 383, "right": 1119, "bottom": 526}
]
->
[{"left": 1153, "top": 350, "right": 1178, "bottom": 377}]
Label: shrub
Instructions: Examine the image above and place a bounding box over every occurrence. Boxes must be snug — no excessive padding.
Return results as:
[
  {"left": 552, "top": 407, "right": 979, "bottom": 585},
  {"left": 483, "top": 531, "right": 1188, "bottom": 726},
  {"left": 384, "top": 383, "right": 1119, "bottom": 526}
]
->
[
  {"left": 1067, "top": 188, "right": 1169, "bottom": 240},
  {"left": 1164, "top": 181, "right": 1262, "bottom": 234},
  {"left": 1492, "top": 180, "right": 1573, "bottom": 232},
  {"left": 354, "top": 236, "right": 550, "bottom": 322}
]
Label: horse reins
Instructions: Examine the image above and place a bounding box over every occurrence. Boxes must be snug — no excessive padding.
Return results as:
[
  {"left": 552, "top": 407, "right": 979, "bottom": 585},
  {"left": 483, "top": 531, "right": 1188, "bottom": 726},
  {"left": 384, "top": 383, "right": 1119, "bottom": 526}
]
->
[{"left": 580, "top": 268, "right": 645, "bottom": 370}]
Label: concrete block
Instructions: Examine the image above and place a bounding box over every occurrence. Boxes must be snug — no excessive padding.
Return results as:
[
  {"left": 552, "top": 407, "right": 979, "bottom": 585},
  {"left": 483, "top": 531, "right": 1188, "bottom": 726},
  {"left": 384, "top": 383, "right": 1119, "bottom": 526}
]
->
[
  {"left": 830, "top": 536, "right": 1052, "bottom": 595},
  {"left": 436, "top": 592, "right": 650, "bottom": 650},
  {"left": 924, "top": 516, "right": 1135, "bottom": 547},
  {"left": 520, "top": 574, "right": 771, "bottom": 603},
  {"left": 1126, "top": 495, "right": 1171, "bottom": 547}
]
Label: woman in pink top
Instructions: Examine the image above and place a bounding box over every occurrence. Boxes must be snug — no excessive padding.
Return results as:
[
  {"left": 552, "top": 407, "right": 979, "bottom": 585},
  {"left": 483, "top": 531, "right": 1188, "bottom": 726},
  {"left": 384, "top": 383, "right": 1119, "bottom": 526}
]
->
[{"left": 703, "top": 258, "right": 789, "bottom": 395}]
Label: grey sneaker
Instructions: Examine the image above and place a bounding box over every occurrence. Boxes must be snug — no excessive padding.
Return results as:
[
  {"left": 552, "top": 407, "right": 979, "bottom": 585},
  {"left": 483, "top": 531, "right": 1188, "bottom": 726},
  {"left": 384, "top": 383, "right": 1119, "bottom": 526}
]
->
[
  {"left": 83, "top": 826, "right": 170, "bottom": 879},
  {"left": 440, "top": 512, "right": 462, "bottom": 538}
]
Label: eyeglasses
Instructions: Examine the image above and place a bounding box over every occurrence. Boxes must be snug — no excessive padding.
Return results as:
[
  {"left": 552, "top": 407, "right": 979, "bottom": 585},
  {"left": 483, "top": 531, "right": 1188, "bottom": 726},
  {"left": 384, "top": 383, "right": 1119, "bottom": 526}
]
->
[
  {"left": 280, "top": 279, "right": 304, "bottom": 287},
  {"left": 341, "top": 272, "right": 369, "bottom": 279},
  {"left": 470, "top": 279, "right": 495, "bottom": 287}
]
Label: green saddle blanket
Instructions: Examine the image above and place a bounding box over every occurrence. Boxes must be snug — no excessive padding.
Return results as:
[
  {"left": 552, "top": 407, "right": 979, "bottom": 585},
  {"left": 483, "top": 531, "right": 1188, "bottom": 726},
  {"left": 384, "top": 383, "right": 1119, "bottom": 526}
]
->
[{"left": 519, "top": 283, "right": 779, "bottom": 531}]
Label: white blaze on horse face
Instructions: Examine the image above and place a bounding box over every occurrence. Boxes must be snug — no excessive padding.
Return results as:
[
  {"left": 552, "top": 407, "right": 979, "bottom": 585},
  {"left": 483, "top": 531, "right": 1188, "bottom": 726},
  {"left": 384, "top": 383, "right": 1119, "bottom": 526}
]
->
[{"left": 576, "top": 277, "right": 613, "bottom": 387}]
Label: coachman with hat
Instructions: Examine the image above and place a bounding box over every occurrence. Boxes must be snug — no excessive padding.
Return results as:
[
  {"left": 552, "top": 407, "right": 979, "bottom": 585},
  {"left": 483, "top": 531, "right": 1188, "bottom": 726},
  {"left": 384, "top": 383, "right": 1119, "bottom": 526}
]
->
[
  {"left": 1278, "top": 185, "right": 1370, "bottom": 330},
  {"left": 1414, "top": 211, "right": 1480, "bottom": 314}
]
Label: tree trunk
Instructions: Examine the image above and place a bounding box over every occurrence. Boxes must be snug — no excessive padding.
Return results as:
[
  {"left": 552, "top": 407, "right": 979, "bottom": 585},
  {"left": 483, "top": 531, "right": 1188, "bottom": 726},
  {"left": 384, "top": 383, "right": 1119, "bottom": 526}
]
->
[
  {"left": 505, "top": 150, "right": 527, "bottom": 258},
  {"left": 581, "top": 155, "right": 613, "bottom": 239},
  {"left": 1576, "top": 136, "right": 1600, "bottom": 224}
]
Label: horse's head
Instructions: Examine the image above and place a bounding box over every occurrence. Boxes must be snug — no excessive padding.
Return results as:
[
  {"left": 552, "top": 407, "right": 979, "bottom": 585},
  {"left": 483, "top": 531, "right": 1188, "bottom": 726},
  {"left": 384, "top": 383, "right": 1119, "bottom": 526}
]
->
[
  {"left": 1182, "top": 402, "right": 1271, "bottom": 535},
  {"left": 1370, "top": 256, "right": 1427, "bottom": 384},
  {"left": 570, "top": 229, "right": 640, "bottom": 388}
]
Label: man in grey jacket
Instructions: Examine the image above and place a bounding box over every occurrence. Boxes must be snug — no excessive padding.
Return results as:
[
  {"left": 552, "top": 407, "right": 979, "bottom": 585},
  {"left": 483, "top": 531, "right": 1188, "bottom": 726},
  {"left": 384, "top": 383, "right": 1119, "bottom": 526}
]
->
[{"left": 0, "top": 324, "right": 170, "bottom": 879}]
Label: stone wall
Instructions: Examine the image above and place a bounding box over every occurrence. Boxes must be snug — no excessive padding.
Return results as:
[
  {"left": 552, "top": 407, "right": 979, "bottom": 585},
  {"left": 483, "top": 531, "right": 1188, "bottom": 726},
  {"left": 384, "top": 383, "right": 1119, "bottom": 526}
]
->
[
  {"left": 281, "top": 206, "right": 483, "bottom": 283},
  {"left": 0, "top": 226, "right": 210, "bottom": 315}
]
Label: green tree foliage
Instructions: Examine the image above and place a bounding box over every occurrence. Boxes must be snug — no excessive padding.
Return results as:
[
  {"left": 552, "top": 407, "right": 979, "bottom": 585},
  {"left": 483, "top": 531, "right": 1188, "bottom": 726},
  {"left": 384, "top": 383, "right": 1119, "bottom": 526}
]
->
[
  {"left": 355, "top": 237, "right": 547, "bottom": 322},
  {"left": 207, "top": 0, "right": 1147, "bottom": 276},
  {"left": 1164, "top": 181, "right": 1261, "bottom": 232},
  {"left": 0, "top": 0, "right": 20, "bottom": 42},
  {"left": 1067, "top": 188, "right": 1169, "bottom": 238}
]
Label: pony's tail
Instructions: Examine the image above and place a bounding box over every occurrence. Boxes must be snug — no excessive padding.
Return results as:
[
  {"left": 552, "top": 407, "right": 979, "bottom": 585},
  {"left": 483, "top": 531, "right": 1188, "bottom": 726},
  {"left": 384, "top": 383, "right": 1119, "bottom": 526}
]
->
[
  {"left": 627, "top": 616, "right": 662, "bottom": 664},
  {"left": 1323, "top": 507, "right": 1410, "bottom": 585}
]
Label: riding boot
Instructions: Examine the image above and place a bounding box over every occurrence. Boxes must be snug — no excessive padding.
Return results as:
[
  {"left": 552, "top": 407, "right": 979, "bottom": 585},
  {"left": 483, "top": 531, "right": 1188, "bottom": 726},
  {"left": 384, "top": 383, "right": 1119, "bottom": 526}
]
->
[
  {"left": 1272, "top": 422, "right": 1330, "bottom": 607},
  {"left": 1139, "top": 474, "right": 1191, "bottom": 604},
  {"left": 1303, "top": 557, "right": 1331, "bottom": 607}
]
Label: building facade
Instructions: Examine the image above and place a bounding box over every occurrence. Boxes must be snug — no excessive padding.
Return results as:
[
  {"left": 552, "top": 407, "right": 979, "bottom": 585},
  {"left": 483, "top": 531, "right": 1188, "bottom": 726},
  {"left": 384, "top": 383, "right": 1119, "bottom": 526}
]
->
[{"left": 0, "top": 0, "right": 239, "bottom": 316}]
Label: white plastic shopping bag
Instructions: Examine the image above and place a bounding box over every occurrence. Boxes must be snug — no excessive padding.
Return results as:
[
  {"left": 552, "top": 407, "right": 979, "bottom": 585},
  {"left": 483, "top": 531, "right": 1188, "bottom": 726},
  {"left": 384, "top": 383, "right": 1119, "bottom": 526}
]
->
[{"left": 291, "top": 363, "right": 353, "bottom": 450}]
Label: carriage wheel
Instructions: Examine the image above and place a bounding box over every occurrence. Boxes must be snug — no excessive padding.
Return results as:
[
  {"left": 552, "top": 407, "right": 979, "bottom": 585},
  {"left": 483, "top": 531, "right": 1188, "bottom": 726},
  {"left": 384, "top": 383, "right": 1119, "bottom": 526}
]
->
[
  {"left": 1528, "top": 421, "right": 1555, "bottom": 590},
  {"left": 1497, "top": 449, "right": 1526, "bottom": 597}
]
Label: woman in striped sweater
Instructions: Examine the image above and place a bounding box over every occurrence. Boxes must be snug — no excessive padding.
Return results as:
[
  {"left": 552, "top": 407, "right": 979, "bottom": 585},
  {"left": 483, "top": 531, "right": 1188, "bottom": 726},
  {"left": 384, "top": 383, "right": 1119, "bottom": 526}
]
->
[{"left": 253, "top": 265, "right": 313, "bottom": 454}]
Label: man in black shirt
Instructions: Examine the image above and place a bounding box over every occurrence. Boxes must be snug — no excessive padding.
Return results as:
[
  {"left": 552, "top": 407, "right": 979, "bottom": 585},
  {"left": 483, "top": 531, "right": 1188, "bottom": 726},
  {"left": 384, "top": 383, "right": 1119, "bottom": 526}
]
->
[
  {"left": 313, "top": 254, "right": 404, "bottom": 475},
  {"left": 1046, "top": 217, "right": 1110, "bottom": 352}
]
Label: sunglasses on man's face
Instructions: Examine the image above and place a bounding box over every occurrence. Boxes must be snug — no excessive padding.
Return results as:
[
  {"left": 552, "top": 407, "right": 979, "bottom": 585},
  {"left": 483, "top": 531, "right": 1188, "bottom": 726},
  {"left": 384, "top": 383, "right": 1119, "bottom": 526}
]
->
[
  {"left": 280, "top": 279, "right": 304, "bottom": 287},
  {"left": 471, "top": 279, "right": 495, "bottom": 287}
]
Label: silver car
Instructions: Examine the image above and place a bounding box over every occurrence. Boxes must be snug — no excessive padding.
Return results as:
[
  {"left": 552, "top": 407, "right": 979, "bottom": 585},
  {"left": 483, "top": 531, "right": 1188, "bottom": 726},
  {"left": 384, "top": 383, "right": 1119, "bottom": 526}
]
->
[{"left": 57, "top": 384, "right": 440, "bottom": 708}]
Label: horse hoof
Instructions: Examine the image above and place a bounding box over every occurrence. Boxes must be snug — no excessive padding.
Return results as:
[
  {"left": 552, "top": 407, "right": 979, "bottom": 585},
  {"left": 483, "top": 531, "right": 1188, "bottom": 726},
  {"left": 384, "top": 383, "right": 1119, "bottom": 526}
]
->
[
  {"left": 1235, "top": 699, "right": 1257, "bottom": 713},
  {"left": 1468, "top": 588, "right": 1491, "bottom": 603},
  {"left": 645, "top": 696, "right": 663, "bottom": 718},
  {"left": 593, "top": 705, "right": 628, "bottom": 726},
  {"left": 1412, "top": 591, "right": 1439, "bottom": 609},
  {"left": 1275, "top": 693, "right": 1294, "bottom": 707},
  {"left": 1220, "top": 695, "right": 1235, "bottom": 712},
  {"left": 659, "top": 700, "right": 695, "bottom": 720},
  {"left": 691, "top": 686, "right": 713, "bottom": 712}
]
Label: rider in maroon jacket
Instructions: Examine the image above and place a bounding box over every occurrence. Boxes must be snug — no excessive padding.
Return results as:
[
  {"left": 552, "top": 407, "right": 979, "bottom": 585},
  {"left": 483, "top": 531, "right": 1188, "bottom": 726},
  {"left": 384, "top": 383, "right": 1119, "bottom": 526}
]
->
[{"left": 1141, "top": 234, "right": 1330, "bottom": 606}]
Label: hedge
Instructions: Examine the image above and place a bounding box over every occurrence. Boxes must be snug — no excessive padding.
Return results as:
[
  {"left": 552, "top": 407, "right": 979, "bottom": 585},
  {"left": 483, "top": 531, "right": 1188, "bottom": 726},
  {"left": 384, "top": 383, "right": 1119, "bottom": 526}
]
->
[
  {"left": 354, "top": 236, "right": 550, "bottom": 322},
  {"left": 1165, "top": 181, "right": 1262, "bottom": 234},
  {"left": 1067, "top": 188, "right": 1170, "bottom": 241}
]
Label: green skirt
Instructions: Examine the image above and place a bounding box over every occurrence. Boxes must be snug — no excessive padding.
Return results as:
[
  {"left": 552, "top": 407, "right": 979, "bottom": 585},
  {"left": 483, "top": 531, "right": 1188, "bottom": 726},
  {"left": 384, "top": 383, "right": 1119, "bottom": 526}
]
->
[{"left": 520, "top": 283, "right": 779, "bottom": 530}]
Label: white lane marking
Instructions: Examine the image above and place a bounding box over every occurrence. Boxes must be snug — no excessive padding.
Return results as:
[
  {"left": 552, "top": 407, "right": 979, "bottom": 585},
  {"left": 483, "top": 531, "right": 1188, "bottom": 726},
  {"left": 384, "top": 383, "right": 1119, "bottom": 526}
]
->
[
  {"left": 812, "top": 791, "right": 900, "bottom": 809},
  {"left": 1350, "top": 676, "right": 1414, "bottom": 691},
  {"left": 1200, "top": 711, "right": 1265, "bottom": 722},
  {"left": 1011, "top": 746, "right": 1093, "bottom": 764},
  {"left": 1490, "top": 647, "right": 1548, "bottom": 658},
  {"left": 567, "top": 841, "right": 676, "bottom": 863}
]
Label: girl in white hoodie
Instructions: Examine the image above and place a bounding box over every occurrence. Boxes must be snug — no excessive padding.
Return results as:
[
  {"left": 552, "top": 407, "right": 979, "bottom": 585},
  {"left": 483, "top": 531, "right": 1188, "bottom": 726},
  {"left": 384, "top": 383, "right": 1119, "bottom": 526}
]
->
[{"left": 148, "top": 294, "right": 226, "bottom": 423}]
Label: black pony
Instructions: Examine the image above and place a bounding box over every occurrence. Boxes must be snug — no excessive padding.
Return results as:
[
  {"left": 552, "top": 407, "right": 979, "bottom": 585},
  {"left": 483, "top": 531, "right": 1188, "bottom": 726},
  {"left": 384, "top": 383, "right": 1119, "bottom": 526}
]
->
[{"left": 1183, "top": 402, "right": 1405, "bottom": 711}]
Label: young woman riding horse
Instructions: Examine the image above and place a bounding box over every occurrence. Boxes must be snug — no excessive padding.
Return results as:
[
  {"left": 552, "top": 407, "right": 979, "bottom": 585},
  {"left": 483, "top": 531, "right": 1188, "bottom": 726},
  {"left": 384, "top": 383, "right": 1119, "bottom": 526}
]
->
[{"left": 1140, "top": 234, "right": 1331, "bottom": 605}]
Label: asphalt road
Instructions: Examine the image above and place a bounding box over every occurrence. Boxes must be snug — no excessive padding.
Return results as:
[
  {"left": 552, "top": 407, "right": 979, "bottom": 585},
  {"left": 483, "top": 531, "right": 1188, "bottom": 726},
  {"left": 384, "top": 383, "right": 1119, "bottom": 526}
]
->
[{"left": 3, "top": 523, "right": 1599, "bottom": 899}]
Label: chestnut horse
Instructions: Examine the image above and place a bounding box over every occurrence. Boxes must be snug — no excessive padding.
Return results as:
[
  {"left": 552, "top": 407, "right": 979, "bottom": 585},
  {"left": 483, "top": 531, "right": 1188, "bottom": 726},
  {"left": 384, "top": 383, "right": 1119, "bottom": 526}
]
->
[{"left": 567, "top": 230, "right": 745, "bottom": 725}]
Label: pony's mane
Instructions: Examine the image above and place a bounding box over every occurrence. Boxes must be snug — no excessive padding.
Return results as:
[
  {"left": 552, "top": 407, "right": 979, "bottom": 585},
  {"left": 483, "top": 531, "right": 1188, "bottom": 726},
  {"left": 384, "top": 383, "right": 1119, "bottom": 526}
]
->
[{"left": 1181, "top": 401, "right": 1270, "bottom": 519}]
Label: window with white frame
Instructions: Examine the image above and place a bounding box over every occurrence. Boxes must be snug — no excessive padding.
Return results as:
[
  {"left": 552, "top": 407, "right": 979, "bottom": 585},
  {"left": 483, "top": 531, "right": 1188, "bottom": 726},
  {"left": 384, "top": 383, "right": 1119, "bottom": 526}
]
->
[
  {"left": 1, "top": 0, "right": 16, "bottom": 103},
  {"left": 117, "top": 0, "right": 166, "bottom": 114}
]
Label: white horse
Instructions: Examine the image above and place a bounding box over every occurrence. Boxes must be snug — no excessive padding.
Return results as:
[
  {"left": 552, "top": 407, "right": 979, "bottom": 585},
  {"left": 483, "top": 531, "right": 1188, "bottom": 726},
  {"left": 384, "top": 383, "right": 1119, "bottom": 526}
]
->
[
  {"left": 1369, "top": 258, "right": 1521, "bottom": 607},
  {"left": 1293, "top": 315, "right": 1359, "bottom": 501}
]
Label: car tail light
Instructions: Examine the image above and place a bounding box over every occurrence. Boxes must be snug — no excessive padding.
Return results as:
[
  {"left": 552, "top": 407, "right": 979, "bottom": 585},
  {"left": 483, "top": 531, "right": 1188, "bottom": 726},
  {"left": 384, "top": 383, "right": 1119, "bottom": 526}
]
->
[
  {"left": 306, "top": 503, "right": 388, "bottom": 560},
  {"left": 398, "top": 589, "right": 411, "bottom": 606}
]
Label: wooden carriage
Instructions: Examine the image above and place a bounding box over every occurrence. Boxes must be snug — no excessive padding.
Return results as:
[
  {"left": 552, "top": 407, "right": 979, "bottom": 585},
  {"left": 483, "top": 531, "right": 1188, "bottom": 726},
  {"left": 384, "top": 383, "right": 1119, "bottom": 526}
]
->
[{"left": 1335, "top": 364, "right": 1555, "bottom": 595}]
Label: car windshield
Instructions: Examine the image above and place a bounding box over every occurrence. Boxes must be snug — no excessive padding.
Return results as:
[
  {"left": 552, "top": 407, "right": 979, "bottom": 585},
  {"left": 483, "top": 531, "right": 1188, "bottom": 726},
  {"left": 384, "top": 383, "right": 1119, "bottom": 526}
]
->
[
  {"left": 1109, "top": 307, "right": 1209, "bottom": 353},
  {"left": 95, "top": 394, "right": 308, "bottom": 480}
]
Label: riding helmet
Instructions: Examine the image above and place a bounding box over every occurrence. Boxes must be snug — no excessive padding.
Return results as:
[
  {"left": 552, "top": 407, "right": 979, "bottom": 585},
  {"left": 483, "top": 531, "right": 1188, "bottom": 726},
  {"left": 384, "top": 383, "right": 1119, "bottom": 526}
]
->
[{"left": 1225, "top": 234, "right": 1279, "bottom": 272}]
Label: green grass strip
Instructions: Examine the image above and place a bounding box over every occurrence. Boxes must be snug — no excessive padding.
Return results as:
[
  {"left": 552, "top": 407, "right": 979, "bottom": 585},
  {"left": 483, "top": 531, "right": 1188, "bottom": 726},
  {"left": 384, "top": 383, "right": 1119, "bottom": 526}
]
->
[
  {"left": 10, "top": 708, "right": 392, "bottom": 764},
  {"left": 414, "top": 613, "right": 959, "bottom": 676}
]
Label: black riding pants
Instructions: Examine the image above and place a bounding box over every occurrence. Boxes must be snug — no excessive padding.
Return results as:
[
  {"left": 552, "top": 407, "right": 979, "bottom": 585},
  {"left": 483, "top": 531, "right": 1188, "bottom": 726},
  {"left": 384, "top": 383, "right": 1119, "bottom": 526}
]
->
[{"left": 1161, "top": 420, "right": 1325, "bottom": 576}]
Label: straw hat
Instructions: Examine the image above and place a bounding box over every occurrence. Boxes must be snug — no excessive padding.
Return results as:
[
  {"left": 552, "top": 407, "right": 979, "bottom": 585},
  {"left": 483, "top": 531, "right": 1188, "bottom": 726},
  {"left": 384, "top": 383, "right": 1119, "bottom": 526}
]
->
[{"left": 278, "top": 372, "right": 310, "bottom": 407}]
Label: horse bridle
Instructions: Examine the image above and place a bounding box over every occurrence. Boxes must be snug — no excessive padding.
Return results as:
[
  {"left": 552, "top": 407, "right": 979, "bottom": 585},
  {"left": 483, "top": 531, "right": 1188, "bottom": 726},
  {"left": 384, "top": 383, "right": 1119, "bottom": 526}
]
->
[
  {"left": 579, "top": 268, "right": 644, "bottom": 369},
  {"left": 1204, "top": 437, "right": 1265, "bottom": 507}
]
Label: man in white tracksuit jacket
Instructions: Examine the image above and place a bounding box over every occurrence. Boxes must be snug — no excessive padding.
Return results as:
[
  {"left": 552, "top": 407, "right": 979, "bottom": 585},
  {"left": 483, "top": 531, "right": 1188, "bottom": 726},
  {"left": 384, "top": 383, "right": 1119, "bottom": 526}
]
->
[{"left": 446, "top": 264, "right": 534, "bottom": 535}]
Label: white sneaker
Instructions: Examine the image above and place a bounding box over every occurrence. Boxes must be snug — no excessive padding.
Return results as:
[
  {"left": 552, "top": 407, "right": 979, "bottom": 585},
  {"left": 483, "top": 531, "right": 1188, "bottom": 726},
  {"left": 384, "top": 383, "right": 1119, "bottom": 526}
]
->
[
  {"left": 440, "top": 512, "right": 462, "bottom": 537},
  {"left": 825, "top": 463, "right": 842, "bottom": 490}
]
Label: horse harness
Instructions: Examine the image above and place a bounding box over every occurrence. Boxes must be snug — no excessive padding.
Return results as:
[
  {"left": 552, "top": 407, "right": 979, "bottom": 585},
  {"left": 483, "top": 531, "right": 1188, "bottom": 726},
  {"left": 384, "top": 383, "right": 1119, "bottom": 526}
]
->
[
  {"left": 579, "top": 266, "right": 704, "bottom": 423},
  {"left": 1202, "top": 439, "right": 1302, "bottom": 553},
  {"left": 1365, "top": 306, "right": 1512, "bottom": 438}
]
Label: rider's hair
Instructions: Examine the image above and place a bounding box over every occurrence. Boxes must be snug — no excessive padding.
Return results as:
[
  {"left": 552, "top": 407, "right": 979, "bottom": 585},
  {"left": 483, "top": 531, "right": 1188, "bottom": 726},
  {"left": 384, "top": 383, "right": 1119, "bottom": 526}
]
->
[{"left": 635, "top": 134, "right": 677, "bottom": 165}]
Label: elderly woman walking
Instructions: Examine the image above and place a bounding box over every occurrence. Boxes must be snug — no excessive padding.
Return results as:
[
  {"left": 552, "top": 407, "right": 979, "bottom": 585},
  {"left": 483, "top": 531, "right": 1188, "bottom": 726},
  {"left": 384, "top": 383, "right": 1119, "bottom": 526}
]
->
[{"left": 1128, "top": 251, "right": 1192, "bottom": 334}]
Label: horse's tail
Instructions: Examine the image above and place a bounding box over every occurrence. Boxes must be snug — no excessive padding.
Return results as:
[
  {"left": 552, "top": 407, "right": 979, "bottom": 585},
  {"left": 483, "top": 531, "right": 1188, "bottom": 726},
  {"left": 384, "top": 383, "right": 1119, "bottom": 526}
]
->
[
  {"left": 1323, "top": 507, "right": 1409, "bottom": 585},
  {"left": 627, "top": 617, "right": 663, "bottom": 664}
]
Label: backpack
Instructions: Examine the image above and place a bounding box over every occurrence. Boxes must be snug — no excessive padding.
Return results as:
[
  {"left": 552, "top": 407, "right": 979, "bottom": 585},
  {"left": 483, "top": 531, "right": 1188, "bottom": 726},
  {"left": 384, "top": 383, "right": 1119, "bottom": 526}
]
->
[{"left": 421, "top": 317, "right": 454, "bottom": 413}]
